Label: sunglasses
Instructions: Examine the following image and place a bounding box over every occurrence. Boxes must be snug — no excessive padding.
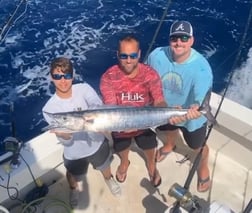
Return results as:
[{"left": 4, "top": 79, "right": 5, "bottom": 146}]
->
[
  {"left": 118, "top": 52, "right": 138, "bottom": 60},
  {"left": 170, "top": 35, "right": 190, "bottom": 43},
  {"left": 51, "top": 73, "right": 73, "bottom": 80}
]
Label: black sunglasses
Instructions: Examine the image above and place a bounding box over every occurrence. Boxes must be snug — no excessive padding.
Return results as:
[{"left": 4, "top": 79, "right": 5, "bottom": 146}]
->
[
  {"left": 118, "top": 52, "right": 138, "bottom": 60},
  {"left": 51, "top": 73, "right": 73, "bottom": 80},
  {"left": 170, "top": 35, "right": 190, "bottom": 43}
]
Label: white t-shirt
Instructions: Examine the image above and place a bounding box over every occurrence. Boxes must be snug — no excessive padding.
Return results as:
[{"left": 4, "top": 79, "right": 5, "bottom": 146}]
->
[{"left": 42, "top": 83, "right": 105, "bottom": 160}]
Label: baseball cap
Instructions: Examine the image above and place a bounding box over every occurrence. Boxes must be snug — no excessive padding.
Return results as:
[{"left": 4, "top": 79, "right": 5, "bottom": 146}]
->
[{"left": 169, "top": 21, "right": 193, "bottom": 37}]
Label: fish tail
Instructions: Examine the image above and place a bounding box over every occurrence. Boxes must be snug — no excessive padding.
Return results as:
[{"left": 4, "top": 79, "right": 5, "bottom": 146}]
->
[{"left": 199, "top": 89, "right": 218, "bottom": 125}]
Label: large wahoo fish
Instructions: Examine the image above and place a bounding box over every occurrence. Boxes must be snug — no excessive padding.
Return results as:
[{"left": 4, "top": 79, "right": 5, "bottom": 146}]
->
[{"left": 43, "top": 94, "right": 216, "bottom": 133}]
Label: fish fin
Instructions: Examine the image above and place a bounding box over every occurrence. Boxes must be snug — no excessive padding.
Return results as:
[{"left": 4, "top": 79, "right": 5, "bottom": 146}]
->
[
  {"left": 43, "top": 111, "right": 54, "bottom": 117},
  {"left": 199, "top": 89, "right": 218, "bottom": 125}
]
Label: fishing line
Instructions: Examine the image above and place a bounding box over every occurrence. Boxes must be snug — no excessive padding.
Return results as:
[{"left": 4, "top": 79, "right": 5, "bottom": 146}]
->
[
  {"left": 169, "top": 3, "right": 252, "bottom": 213},
  {"left": 211, "top": 3, "right": 252, "bottom": 89},
  {"left": 21, "top": 196, "right": 73, "bottom": 213},
  {"left": 206, "top": 1, "right": 252, "bottom": 138},
  {"left": 152, "top": 1, "right": 252, "bottom": 212},
  {"left": 225, "top": 2, "right": 252, "bottom": 83},
  {"left": 182, "top": 0, "right": 252, "bottom": 193}
]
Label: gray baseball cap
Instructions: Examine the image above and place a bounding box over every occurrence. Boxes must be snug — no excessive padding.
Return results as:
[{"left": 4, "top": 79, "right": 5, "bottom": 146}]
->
[{"left": 169, "top": 21, "right": 193, "bottom": 37}]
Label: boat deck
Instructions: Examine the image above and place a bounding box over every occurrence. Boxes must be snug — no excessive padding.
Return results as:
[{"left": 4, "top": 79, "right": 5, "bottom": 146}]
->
[
  {"left": 55, "top": 132, "right": 252, "bottom": 213},
  {"left": 6, "top": 129, "right": 252, "bottom": 213}
]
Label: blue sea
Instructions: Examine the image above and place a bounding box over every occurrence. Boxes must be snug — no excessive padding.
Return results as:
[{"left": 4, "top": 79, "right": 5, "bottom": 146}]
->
[{"left": 0, "top": 0, "right": 252, "bottom": 143}]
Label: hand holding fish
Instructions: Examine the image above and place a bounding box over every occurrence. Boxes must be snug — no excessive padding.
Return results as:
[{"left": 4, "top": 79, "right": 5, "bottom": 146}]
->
[
  {"left": 51, "top": 131, "right": 73, "bottom": 140},
  {"left": 168, "top": 104, "right": 201, "bottom": 125},
  {"left": 168, "top": 106, "right": 187, "bottom": 125},
  {"left": 186, "top": 104, "right": 202, "bottom": 120}
]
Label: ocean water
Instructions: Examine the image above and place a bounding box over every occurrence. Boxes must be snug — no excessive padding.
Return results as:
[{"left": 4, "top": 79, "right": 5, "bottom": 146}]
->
[{"left": 0, "top": 0, "right": 252, "bottom": 143}]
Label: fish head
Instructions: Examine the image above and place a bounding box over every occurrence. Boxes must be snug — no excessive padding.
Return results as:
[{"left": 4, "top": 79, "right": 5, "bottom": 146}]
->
[{"left": 45, "top": 111, "right": 84, "bottom": 131}]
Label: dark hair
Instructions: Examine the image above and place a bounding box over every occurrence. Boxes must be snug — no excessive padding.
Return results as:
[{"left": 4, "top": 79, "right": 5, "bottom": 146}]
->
[
  {"left": 50, "top": 57, "right": 73, "bottom": 75},
  {"left": 118, "top": 34, "right": 140, "bottom": 51}
]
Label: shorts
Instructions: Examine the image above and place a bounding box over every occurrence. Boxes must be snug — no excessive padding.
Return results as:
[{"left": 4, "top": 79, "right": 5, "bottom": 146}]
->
[
  {"left": 112, "top": 129, "right": 157, "bottom": 152},
  {"left": 63, "top": 138, "right": 113, "bottom": 177},
  {"left": 157, "top": 123, "right": 207, "bottom": 149}
]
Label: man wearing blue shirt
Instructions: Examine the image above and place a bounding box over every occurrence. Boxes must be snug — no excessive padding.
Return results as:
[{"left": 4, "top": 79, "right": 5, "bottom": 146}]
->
[{"left": 146, "top": 20, "right": 213, "bottom": 192}]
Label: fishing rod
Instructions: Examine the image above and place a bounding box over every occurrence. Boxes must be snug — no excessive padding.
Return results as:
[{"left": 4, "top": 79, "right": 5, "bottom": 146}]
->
[
  {"left": 168, "top": 3, "right": 252, "bottom": 213},
  {"left": 143, "top": 0, "right": 172, "bottom": 62},
  {"left": 0, "top": 0, "right": 28, "bottom": 43}
]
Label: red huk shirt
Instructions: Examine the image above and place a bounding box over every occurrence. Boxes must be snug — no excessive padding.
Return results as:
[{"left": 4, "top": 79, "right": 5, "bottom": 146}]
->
[{"left": 100, "top": 63, "right": 164, "bottom": 138}]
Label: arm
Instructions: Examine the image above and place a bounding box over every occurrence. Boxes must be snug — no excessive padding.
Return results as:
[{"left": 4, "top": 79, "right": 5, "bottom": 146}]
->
[{"left": 42, "top": 110, "right": 74, "bottom": 145}]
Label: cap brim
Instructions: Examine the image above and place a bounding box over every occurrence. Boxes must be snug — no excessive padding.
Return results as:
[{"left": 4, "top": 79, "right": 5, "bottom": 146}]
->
[{"left": 170, "top": 32, "right": 192, "bottom": 37}]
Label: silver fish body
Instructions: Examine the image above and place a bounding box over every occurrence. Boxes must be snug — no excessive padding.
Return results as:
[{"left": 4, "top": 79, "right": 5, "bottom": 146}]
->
[{"left": 43, "top": 106, "right": 207, "bottom": 133}]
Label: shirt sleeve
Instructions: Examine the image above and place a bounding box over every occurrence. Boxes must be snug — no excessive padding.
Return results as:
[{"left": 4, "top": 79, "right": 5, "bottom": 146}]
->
[{"left": 42, "top": 99, "right": 55, "bottom": 125}]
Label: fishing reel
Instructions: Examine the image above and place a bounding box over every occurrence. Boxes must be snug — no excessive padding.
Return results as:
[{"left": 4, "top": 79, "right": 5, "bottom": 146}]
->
[
  {"left": 168, "top": 183, "right": 210, "bottom": 213},
  {"left": 0, "top": 136, "right": 23, "bottom": 168}
]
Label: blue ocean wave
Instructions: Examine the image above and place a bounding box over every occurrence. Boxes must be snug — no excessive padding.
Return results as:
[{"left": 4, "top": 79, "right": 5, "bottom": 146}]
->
[{"left": 0, "top": 0, "right": 251, "bottom": 141}]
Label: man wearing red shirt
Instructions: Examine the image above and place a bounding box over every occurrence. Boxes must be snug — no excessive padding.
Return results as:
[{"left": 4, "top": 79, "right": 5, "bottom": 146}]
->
[{"left": 100, "top": 35, "right": 166, "bottom": 187}]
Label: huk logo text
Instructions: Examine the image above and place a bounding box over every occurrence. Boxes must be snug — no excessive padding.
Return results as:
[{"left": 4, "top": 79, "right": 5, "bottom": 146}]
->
[{"left": 121, "top": 92, "right": 144, "bottom": 102}]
